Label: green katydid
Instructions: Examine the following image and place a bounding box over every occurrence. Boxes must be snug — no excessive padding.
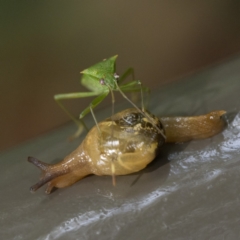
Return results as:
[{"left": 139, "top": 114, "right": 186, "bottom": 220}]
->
[{"left": 54, "top": 55, "right": 165, "bottom": 140}]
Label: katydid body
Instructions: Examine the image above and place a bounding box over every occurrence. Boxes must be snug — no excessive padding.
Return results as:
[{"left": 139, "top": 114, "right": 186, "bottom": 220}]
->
[{"left": 54, "top": 55, "right": 165, "bottom": 139}]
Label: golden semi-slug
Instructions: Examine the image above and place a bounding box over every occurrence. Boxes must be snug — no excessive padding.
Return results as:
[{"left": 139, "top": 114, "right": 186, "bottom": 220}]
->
[{"left": 28, "top": 108, "right": 226, "bottom": 194}]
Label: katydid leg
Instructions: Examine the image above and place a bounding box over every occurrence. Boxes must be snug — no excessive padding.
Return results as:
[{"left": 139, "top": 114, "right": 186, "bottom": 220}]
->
[
  {"left": 119, "top": 68, "right": 149, "bottom": 110},
  {"left": 118, "top": 68, "right": 135, "bottom": 84},
  {"left": 109, "top": 88, "right": 117, "bottom": 186},
  {"left": 116, "top": 82, "right": 166, "bottom": 139},
  {"left": 118, "top": 81, "right": 150, "bottom": 111},
  {"left": 54, "top": 91, "right": 99, "bottom": 139}
]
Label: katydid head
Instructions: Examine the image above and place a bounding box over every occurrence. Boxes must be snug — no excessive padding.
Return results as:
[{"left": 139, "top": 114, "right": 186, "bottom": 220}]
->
[
  {"left": 98, "top": 72, "right": 119, "bottom": 89},
  {"left": 81, "top": 55, "right": 118, "bottom": 90}
]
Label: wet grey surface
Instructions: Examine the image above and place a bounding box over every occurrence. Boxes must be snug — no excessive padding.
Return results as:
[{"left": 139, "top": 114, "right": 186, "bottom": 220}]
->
[{"left": 1, "top": 56, "right": 240, "bottom": 240}]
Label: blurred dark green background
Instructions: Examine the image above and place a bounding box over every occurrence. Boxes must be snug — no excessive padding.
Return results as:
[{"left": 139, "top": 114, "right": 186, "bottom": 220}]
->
[{"left": 1, "top": 1, "right": 240, "bottom": 151}]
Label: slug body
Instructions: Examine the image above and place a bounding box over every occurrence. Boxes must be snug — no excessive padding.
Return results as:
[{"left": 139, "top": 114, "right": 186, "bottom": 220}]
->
[
  {"left": 28, "top": 108, "right": 226, "bottom": 194},
  {"left": 28, "top": 108, "right": 164, "bottom": 194}
]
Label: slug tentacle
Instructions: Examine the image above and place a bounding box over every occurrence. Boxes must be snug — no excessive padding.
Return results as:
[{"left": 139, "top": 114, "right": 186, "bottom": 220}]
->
[
  {"left": 29, "top": 172, "right": 63, "bottom": 193},
  {"left": 28, "top": 157, "right": 70, "bottom": 194}
]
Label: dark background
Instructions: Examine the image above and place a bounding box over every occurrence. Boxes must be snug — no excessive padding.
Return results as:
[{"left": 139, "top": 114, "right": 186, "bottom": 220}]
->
[{"left": 1, "top": 1, "right": 240, "bottom": 151}]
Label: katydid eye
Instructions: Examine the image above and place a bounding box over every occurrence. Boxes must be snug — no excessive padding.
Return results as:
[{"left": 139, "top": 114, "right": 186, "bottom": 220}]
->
[
  {"left": 114, "top": 73, "right": 119, "bottom": 80},
  {"left": 100, "top": 79, "right": 105, "bottom": 85}
]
